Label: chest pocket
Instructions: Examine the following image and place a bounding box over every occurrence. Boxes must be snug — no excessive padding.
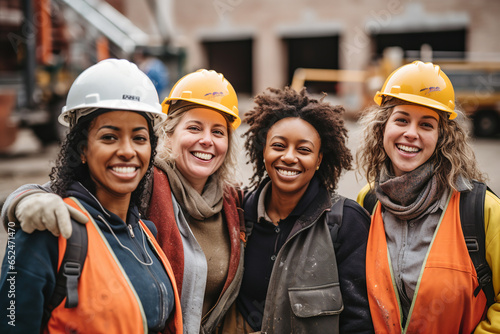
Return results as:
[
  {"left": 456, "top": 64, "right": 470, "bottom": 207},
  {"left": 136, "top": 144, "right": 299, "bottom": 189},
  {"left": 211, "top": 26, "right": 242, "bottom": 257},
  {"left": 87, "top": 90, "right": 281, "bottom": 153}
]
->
[{"left": 289, "top": 282, "right": 343, "bottom": 318}]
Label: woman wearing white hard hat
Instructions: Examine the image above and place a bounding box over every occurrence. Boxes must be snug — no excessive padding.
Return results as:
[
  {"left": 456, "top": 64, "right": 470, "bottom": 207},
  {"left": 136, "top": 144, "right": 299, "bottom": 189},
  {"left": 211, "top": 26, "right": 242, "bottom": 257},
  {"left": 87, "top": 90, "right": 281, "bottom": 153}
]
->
[
  {"left": 1, "top": 66, "right": 244, "bottom": 333},
  {"left": 356, "top": 61, "right": 500, "bottom": 333},
  {"left": 0, "top": 59, "right": 183, "bottom": 333}
]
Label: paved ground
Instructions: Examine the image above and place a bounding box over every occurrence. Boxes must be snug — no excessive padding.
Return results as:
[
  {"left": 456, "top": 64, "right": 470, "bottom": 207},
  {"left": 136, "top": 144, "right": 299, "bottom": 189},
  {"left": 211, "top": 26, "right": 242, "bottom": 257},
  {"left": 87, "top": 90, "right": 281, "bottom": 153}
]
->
[{"left": 0, "top": 117, "right": 499, "bottom": 269}]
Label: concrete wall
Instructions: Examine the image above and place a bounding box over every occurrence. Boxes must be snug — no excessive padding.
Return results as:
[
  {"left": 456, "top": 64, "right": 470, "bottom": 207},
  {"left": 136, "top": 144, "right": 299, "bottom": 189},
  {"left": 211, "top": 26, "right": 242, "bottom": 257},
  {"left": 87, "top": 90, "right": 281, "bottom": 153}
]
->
[{"left": 163, "top": 0, "right": 500, "bottom": 95}]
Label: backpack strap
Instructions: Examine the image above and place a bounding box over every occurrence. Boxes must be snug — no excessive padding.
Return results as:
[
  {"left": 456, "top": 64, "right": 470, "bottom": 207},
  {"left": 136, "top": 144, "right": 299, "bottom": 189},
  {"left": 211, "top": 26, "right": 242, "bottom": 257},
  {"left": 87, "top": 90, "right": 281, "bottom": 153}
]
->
[
  {"left": 326, "top": 195, "right": 346, "bottom": 249},
  {"left": 235, "top": 187, "right": 246, "bottom": 244},
  {"left": 362, "top": 189, "right": 377, "bottom": 215},
  {"left": 460, "top": 181, "right": 495, "bottom": 307},
  {"left": 42, "top": 219, "right": 88, "bottom": 326}
]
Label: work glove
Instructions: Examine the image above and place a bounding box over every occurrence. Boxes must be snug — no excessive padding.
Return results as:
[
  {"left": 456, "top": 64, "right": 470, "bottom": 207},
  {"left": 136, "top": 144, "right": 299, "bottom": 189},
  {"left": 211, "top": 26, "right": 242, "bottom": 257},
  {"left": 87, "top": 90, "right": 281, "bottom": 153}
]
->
[{"left": 14, "top": 193, "right": 88, "bottom": 239}]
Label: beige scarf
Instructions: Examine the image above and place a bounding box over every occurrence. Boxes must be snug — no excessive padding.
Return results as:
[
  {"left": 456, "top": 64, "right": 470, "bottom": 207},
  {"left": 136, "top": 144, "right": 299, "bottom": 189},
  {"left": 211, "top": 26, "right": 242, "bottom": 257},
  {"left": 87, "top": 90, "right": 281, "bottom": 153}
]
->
[
  {"left": 375, "top": 162, "right": 441, "bottom": 221},
  {"left": 156, "top": 159, "right": 229, "bottom": 316},
  {"left": 156, "top": 160, "right": 224, "bottom": 220}
]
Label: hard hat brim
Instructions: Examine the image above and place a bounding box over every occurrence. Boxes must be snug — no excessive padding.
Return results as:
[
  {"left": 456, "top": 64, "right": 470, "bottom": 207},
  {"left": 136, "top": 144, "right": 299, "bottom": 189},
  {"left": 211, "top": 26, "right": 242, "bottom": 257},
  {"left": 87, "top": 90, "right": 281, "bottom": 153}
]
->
[
  {"left": 374, "top": 92, "right": 457, "bottom": 120},
  {"left": 60, "top": 99, "right": 167, "bottom": 129},
  {"left": 162, "top": 97, "right": 241, "bottom": 129}
]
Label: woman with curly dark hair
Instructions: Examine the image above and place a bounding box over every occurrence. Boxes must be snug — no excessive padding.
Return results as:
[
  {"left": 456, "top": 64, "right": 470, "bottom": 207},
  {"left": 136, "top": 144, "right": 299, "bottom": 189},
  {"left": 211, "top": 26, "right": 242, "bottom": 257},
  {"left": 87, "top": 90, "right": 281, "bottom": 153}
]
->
[
  {"left": 0, "top": 59, "right": 182, "bottom": 333},
  {"left": 50, "top": 107, "right": 158, "bottom": 216},
  {"left": 224, "top": 87, "right": 374, "bottom": 333}
]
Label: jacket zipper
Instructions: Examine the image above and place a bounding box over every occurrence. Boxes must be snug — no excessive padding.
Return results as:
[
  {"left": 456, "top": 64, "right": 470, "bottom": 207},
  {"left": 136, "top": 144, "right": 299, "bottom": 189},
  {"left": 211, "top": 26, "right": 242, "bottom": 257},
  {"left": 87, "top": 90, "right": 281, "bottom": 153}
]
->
[
  {"left": 143, "top": 232, "right": 168, "bottom": 325},
  {"left": 118, "top": 217, "right": 169, "bottom": 326},
  {"left": 98, "top": 214, "right": 168, "bottom": 329},
  {"left": 128, "top": 224, "right": 135, "bottom": 238}
]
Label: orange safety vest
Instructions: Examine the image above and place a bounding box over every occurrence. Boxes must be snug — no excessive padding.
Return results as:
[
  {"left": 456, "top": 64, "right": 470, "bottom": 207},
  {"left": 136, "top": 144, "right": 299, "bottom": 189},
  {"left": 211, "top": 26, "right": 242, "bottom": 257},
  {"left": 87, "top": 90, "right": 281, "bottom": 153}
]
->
[
  {"left": 45, "top": 197, "right": 183, "bottom": 334},
  {"left": 366, "top": 191, "right": 487, "bottom": 333}
]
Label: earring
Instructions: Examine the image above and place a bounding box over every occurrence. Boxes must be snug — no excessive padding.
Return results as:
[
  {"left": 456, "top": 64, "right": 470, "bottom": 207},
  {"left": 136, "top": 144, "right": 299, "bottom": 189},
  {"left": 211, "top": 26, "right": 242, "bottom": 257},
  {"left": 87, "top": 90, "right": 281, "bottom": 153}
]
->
[
  {"left": 82, "top": 159, "right": 86, "bottom": 164},
  {"left": 316, "top": 166, "right": 319, "bottom": 170}
]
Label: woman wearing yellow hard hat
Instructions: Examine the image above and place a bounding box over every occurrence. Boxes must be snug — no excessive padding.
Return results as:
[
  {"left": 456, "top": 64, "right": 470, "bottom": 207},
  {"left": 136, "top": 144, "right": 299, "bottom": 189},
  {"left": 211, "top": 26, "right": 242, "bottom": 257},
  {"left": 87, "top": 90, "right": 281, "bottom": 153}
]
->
[
  {"left": 151, "top": 69, "right": 244, "bottom": 333},
  {"left": 356, "top": 60, "right": 500, "bottom": 333}
]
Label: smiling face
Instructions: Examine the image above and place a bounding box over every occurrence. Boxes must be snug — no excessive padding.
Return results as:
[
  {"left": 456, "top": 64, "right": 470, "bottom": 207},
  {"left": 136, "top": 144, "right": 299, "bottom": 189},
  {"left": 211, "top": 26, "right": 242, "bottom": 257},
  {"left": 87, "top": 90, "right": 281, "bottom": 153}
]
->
[
  {"left": 168, "top": 107, "right": 229, "bottom": 193},
  {"left": 383, "top": 104, "right": 440, "bottom": 176},
  {"left": 82, "top": 111, "right": 151, "bottom": 207},
  {"left": 264, "top": 117, "right": 323, "bottom": 198}
]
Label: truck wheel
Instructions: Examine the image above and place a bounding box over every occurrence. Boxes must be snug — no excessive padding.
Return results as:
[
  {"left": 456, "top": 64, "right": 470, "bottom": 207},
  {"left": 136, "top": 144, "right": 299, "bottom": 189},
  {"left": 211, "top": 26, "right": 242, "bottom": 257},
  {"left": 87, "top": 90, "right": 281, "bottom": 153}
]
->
[{"left": 473, "top": 110, "right": 499, "bottom": 137}]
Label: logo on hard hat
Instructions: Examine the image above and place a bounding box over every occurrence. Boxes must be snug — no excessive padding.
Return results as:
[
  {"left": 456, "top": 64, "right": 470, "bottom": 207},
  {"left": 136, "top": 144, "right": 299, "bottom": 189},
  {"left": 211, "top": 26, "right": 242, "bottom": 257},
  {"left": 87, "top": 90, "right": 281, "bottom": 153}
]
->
[
  {"left": 204, "top": 91, "right": 226, "bottom": 100},
  {"left": 123, "top": 94, "right": 140, "bottom": 101},
  {"left": 420, "top": 87, "right": 441, "bottom": 95}
]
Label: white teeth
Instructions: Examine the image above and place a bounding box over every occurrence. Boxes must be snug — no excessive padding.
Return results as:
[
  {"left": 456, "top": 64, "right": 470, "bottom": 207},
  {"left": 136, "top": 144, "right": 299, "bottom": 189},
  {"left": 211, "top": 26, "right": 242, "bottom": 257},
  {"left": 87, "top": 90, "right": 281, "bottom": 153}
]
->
[
  {"left": 397, "top": 144, "right": 420, "bottom": 153},
  {"left": 277, "top": 168, "right": 300, "bottom": 176},
  {"left": 112, "top": 166, "right": 136, "bottom": 174},
  {"left": 193, "top": 152, "right": 213, "bottom": 161}
]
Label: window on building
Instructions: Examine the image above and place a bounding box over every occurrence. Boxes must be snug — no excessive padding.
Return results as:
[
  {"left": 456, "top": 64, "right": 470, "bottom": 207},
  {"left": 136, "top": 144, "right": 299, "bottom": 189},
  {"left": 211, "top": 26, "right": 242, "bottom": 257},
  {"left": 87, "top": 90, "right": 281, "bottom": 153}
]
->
[
  {"left": 372, "top": 29, "right": 467, "bottom": 59},
  {"left": 284, "top": 35, "right": 340, "bottom": 94},
  {"left": 202, "top": 38, "right": 253, "bottom": 95}
]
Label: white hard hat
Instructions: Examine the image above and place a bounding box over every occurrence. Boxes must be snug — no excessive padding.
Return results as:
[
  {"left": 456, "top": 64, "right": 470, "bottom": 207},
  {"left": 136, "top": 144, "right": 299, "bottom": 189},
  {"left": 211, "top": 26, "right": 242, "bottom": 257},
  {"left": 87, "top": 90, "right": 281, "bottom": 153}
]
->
[{"left": 59, "top": 58, "right": 167, "bottom": 129}]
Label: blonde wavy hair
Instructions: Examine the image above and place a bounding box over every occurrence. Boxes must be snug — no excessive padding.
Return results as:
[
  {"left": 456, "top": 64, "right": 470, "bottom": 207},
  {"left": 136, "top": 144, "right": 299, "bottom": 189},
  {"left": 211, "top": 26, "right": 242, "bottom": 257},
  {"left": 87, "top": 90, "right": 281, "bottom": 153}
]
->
[
  {"left": 156, "top": 101, "right": 240, "bottom": 190},
  {"left": 355, "top": 97, "right": 486, "bottom": 192}
]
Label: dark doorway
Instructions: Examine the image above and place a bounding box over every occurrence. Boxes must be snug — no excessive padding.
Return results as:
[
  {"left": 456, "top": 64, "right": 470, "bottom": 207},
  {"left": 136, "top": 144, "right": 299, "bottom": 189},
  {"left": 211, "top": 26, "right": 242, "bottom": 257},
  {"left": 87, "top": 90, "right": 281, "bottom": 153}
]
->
[
  {"left": 373, "top": 29, "right": 467, "bottom": 59},
  {"left": 203, "top": 38, "right": 253, "bottom": 94},
  {"left": 284, "top": 35, "right": 340, "bottom": 94}
]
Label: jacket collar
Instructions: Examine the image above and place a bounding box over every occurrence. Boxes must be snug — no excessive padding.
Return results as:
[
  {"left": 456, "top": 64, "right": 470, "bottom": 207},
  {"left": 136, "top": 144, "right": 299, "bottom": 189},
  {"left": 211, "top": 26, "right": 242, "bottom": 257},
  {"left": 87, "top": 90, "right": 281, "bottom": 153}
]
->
[
  {"left": 66, "top": 181, "right": 140, "bottom": 225},
  {"left": 244, "top": 176, "right": 333, "bottom": 230}
]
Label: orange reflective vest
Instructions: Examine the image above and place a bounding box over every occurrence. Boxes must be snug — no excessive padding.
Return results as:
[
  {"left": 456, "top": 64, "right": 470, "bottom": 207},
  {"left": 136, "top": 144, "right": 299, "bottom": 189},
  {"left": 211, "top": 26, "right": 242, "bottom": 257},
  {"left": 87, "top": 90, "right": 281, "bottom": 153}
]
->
[
  {"left": 45, "top": 197, "right": 183, "bottom": 334},
  {"left": 366, "top": 191, "right": 487, "bottom": 333}
]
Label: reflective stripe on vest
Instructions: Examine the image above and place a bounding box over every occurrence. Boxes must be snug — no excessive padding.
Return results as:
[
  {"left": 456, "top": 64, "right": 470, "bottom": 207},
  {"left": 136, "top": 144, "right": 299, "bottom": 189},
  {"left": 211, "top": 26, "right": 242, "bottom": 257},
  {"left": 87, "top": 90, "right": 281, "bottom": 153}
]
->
[
  {"left": 366, "top": 191, "right": 486, "bottom": 333},
  {"left": 46, "top": 197, "right": 183, "bottom": 334}
]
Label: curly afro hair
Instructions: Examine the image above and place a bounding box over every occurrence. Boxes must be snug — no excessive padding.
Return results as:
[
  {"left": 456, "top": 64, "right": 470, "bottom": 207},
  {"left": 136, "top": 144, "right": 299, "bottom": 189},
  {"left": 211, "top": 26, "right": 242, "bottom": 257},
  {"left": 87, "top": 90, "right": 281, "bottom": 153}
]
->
[
  {"left": 49, "top": 109, "right": 158, "bottom": 216},
  {"left": 243, "top": 87, "right": 352, "bottom": 192}
]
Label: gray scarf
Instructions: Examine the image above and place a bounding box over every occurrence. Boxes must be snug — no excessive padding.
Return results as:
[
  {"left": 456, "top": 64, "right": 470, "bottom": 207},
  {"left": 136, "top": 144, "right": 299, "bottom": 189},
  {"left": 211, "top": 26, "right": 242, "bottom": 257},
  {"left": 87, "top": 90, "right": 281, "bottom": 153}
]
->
[
  {"left": 375, "top": 162, "right": 441, "bottom": 221},
  {"left": 155, "top": 159, "right": 224, "bottom": 220}
]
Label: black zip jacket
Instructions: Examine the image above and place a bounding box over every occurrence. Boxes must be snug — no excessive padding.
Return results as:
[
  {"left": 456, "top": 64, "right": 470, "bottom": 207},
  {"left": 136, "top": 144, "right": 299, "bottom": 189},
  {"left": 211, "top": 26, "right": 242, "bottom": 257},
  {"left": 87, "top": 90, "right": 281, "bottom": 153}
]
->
[{"left": 237, "top": 177, "right": 374, "bottom": 333}]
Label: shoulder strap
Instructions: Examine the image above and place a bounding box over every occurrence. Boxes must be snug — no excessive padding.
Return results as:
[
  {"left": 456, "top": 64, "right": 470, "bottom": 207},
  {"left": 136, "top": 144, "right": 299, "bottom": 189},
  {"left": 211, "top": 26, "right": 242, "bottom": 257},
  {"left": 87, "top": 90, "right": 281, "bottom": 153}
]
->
[
  {"left": 42, "top": 219, "right": 88, "bottom": 326},
  {"left": 326, "top": 195, "right": 346, "bottom": 249},
  {"left": 362, "top": 189, "right": 377, "bottom": 215},
  {"left": 460, "top": 181, "right": 495, "bottom": 307},
  {"left": 235, "top": 187, "right": 246, "bottom": 243}
]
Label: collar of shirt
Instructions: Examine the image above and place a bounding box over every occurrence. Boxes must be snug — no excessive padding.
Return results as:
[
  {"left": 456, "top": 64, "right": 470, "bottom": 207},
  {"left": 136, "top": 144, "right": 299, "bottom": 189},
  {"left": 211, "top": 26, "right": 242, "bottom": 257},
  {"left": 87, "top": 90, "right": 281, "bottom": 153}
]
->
[{"left": 256, "top": 176, "right": 322, "bottom": 224}]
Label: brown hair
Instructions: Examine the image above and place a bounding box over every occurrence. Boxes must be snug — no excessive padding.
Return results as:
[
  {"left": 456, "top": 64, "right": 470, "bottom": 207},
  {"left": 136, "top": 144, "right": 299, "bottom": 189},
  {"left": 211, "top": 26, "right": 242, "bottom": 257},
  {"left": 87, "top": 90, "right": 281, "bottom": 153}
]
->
[{"left": 355, "top": 97, "right": 486, "bottom": 191}]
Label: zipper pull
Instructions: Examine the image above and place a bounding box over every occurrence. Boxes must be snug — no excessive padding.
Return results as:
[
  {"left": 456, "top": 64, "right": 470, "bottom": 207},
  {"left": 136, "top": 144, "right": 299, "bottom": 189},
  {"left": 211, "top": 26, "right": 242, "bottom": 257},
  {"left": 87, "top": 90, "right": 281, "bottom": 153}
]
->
[{"left": 128, "top": 224, "right": 135, "bottom": 238}]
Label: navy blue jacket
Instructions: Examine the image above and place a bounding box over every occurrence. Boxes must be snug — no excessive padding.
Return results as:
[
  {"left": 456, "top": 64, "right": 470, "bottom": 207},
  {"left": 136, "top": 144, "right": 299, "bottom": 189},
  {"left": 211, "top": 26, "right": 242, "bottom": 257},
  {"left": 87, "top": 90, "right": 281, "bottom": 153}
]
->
[{"left": 0, "top": 182, "right": 174, "bottom": 332}]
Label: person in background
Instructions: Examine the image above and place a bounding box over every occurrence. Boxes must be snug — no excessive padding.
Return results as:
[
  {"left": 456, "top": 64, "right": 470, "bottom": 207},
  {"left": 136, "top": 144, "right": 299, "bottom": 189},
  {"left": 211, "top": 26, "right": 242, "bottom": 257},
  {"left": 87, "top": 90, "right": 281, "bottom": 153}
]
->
[
  {"left": 0, "top": 69, "right": 245, "bottom": 334},
  {"left": 134, "top": 47, "right": 170, "bottom": 97},
  {"left": 356, "top": 60, "right": 500, "bottom": 333},
  {"left": 0, "top": 58, "right": 182, "bottom": 333},
  {"left": 225, "top": 87, "right": 374, "bottom": 333}
]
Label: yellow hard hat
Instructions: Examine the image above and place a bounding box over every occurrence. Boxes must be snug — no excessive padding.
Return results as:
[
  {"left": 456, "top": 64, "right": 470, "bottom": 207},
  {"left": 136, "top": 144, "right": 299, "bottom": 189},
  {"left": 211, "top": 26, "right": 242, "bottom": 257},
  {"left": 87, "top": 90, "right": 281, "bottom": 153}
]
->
[
  {"left": 374, "top": 61, "right": 457, "bottom": 120},
  {"left": 162, "top": 69, "right": 241, "bottom": 129}
]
